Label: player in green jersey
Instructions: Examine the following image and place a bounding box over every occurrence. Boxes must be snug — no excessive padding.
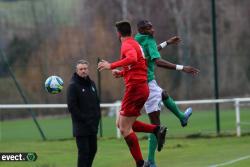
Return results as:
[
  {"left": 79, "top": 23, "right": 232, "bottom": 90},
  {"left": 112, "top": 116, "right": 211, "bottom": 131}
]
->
[{"left": 135, "top": 20, "right": 200, "bottom": 167}]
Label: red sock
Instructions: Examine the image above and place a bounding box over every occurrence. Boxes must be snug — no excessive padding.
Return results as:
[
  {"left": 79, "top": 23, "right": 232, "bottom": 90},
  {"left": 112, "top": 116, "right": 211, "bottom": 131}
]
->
[
  {"left": 132, "top": 120, "right": 157, "bottom": 133},
  {"left": 124, "top": 132, "right": 143, "bottom": 164}
]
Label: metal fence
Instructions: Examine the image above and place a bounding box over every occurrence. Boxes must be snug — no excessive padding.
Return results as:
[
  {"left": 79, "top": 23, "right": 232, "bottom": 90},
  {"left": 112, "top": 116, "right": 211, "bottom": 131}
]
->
[{"left": 1, "top": 98, "right": 249, "bottom": 141}]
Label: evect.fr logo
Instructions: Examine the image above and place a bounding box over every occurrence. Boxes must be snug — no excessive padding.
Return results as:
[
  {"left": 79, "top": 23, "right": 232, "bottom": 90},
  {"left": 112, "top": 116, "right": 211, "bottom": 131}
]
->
[{"left": 0, "top": 152, "right": 37, "bottom": 162}]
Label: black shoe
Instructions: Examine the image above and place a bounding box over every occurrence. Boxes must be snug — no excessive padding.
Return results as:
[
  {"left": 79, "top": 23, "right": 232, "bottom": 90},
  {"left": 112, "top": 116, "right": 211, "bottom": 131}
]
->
[
  {"left": 156, "top": 126, "right": 167, "bottom": 152},
  {"left": 137, "top": 160, "right": 150, "bottom": 167}
]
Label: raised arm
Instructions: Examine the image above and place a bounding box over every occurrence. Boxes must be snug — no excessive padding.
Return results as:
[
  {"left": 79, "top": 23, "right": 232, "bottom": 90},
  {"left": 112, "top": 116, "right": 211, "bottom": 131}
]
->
[
  {"left": 98, "top": 44, "right": 137, "bottom": 71},
  {"left": 157, "top": 36, "right": 181, "bottom": 51},
  {"left": 110, "top": 49, "right": 137, "bottom": 69},
  {"left": 155, "top": 58, "right": 200, "bottom": 76}
]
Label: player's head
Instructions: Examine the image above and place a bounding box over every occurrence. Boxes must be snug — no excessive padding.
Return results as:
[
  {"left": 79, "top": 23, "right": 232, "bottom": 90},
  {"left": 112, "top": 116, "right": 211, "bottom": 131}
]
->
[
  {"left": 137, "top": 20, "right": 154, "bottom": 36},
  {"left": 76, "top": 59, "right": 89, "bottom": 78},
  {"left": 115, "top": 20, "right": 132, "bottom": 39}
]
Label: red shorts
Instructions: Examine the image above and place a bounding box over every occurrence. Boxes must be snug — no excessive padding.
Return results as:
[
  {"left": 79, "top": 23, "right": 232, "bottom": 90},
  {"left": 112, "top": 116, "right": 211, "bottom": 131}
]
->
[{"left": 120, "top": 82, "right": 149, "bottom": 117}]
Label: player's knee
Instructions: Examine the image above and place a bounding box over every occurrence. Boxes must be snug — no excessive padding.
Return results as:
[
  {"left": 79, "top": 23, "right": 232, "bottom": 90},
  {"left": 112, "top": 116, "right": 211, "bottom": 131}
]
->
[
  {"left": 162, "top": 90, "right": 169, "bottom": 101},
  {"left": 119, "top": 128, "right": 130, "bottom": 137}
]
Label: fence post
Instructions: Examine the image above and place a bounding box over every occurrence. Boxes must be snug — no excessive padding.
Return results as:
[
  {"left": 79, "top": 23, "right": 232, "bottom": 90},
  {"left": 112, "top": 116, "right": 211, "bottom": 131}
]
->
[
  {"left": 234, "top": 99, "right": 241, "bottom": 137},
  {"left": 97, "top": 57, "right": 103, "bottom": 138},
  {"left": 115, "top": 101, "right": 121, "bottom": 139}
]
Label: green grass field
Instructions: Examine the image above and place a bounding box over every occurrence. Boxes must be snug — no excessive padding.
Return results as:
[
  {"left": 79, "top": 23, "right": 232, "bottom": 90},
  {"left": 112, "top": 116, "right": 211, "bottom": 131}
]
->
[
  {"left": 0, "top": 109, "right": 250, "bottom": 167},
  {"left": 1, "top": 109, "right": 250, "bottom": 140},
  {"left": 0, "top": 136, "right": 250, "bottom": 167}
]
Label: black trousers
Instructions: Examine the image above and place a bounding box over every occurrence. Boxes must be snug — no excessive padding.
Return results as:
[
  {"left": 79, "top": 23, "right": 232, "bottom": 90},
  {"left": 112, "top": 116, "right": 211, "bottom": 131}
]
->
[{"left": 76, "top": 135, "right": 97, "bottom": 167}]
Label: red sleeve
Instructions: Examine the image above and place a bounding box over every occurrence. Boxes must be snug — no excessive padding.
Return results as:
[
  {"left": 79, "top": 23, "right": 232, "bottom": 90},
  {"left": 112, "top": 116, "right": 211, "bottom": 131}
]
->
[{"left": 110, "top": 44, "right": 137, "bottom": 69}]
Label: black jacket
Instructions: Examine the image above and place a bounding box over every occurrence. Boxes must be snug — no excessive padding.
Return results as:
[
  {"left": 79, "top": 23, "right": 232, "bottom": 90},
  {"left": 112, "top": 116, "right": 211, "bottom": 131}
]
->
[{"left": 67, "top": 73, "right": 101, "bottom": 137}]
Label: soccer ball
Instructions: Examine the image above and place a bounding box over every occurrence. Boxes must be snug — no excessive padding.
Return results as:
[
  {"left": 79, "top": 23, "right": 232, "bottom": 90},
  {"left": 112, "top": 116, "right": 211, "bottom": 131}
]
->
[{"left": 45, "top": 75, "right": 63, "bottom": 94}]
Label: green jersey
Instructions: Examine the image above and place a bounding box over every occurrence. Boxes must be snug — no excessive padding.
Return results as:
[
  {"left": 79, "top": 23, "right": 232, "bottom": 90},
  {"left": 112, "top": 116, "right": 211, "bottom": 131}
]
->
[{"left": 135, "top": 33, "right": 161, "bottom": 82}]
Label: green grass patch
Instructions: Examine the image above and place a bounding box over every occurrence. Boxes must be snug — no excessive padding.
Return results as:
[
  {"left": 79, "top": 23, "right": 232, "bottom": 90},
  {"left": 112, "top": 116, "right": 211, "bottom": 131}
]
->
[
  {"left": 0, "top": 109, "right": 250, "bottom": 166},
  {"left": 0, "top": 136, "right": 249, "bottom": 167},
  {"left": 1, "top": 109, "right": 250, "bottom": 141}
]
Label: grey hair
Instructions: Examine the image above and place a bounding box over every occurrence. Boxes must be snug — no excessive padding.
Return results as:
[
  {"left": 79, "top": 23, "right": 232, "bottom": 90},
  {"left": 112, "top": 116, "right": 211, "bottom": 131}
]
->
[{"left": 76, "top": 59, "right": 89, "bottom": 68}]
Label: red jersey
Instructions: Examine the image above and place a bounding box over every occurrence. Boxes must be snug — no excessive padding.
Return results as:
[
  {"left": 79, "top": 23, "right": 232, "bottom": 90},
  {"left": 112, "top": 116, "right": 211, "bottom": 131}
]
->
[{"left": 110, "top": 37, "right": 147, "bottom": 87}]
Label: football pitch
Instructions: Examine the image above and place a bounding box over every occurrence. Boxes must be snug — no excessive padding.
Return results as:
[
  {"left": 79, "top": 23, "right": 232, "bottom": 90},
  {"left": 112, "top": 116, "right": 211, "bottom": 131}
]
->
[
  {"left": 0, "top": 109, "right": 250, "bottom": 167},
  {"left": 0, "top": 136, "right": 250, "bottom": 167},
  {"left": 1, "top": 108, "right": 250, "bottom": 140}
]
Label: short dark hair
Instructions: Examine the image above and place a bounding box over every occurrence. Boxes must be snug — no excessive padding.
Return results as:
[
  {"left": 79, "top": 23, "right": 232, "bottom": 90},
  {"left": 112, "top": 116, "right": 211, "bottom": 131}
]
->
[
  {"left": 76, "top": 59, "right": 89, "bottom": 69},
  {"left": 137, "top": 20, "right": 152, "bottom": 30},
  {"left": 115, "top": 20, "right": 131, "bottom": 36}
]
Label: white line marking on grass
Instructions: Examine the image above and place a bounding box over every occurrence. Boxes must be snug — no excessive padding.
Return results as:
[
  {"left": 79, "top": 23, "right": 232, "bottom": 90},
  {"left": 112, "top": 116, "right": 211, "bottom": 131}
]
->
[{"left": 208, "top": 155, "right": 250, "bottom": 167}]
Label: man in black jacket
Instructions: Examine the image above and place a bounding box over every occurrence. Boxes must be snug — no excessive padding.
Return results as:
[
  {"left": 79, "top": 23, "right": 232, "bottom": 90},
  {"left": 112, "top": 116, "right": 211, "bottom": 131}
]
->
[{"left": 67, "top": 60, "right": 101, "bottom": 167}]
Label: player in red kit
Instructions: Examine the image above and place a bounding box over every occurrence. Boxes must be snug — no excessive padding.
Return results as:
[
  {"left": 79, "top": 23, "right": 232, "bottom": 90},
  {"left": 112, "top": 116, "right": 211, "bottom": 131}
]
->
[{"left": 98, "top": 21, "right": 167, "bottom": 167}]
